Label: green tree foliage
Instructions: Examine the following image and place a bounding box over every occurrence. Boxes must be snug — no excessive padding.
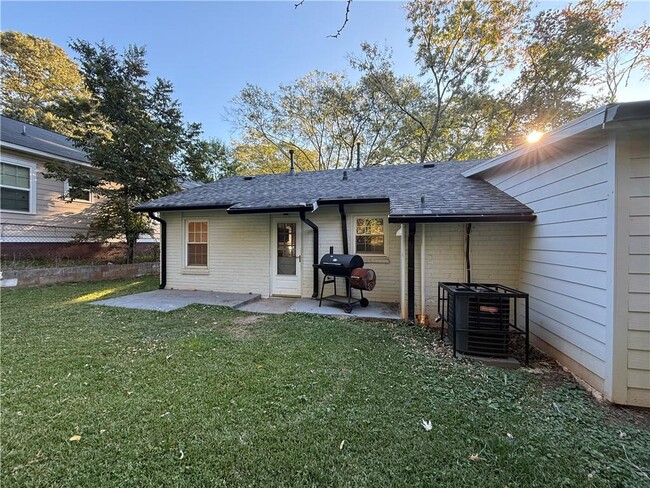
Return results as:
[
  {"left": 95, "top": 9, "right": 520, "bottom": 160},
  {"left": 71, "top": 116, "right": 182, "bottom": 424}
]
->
[
  {"left": 0, "top": 31, "right": 90, "bottom": 136},
  {"left": 183, "top": 138, "right": 232, "bottom": 182},
  {"left": 355, "top": 0, "right": 649, "bottom": 160},
  {"left": 228, "top": 71, "right": 402, "bottom": 172},
  {"left": 47, "top": 40, "right": 199, "bottom": 263}
]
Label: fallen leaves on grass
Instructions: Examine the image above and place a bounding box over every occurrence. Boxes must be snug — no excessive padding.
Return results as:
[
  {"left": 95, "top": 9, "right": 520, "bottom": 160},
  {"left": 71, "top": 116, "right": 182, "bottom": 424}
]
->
[
  {"left": 69, "top": 435, "right": 81, "bottom": 442},
  {"left": 339, "top": 440, "right": 345, "bottom": 450},
  {"left": 469, "top": 453, "right": 486, "bottom": 462},
  {"left": 421, "top": 419, "right": 432, "bottom": 431}
]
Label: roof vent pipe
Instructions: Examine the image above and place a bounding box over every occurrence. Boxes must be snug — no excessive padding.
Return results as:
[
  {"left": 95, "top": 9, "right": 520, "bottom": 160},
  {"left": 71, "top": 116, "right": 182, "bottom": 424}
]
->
[
  {"left": 342, "top": 170, "right": 348, "bottom": 181},
  {"left": 21, "top": 125, "right": 27, "bottom": 136},
  {"left": 356, "top": 142, "right": 361, "bottom": 171},
  {"left": 289, "top": 149, "right": 295, "bottom": 176}
]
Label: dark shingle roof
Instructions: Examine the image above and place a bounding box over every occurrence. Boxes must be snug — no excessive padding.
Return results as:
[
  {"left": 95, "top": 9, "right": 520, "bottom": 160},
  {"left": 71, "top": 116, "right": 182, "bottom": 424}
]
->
[
  {"left": 135, "top": 160, "right": 534, "bottom": 222},
  {"left": 1, "top": 115, "right": 88, "bottom": 164}
]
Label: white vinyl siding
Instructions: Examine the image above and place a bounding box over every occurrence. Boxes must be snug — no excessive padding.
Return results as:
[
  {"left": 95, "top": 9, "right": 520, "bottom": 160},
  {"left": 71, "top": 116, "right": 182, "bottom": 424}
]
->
[
  {"left": 615, "top": 131, "right": 650, "bottom": 407},
  {"left": 482, "top": 141, "right": 612, "bottom": 391},
  {"left": 0, "top": 150, "right": 97, "bottom": 229}
]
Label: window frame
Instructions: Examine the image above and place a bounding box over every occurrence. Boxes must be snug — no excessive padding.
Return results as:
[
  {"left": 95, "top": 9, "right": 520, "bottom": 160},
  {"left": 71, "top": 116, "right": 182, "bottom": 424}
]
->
[
  {"left": 184, "top": 219, "right": 209, "bottom": 268},
  {"left": 0, "top": 157, "right": 37, "bottom": 214},
  {"left": 63, "top": 179, "right": 93, "bottom": 203},
  {"left": 351, "top": 214, "right": 388, "bottom": 257}
]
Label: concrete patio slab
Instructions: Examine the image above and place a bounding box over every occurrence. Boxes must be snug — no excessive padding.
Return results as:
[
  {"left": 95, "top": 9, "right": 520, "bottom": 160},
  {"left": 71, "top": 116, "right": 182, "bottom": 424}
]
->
[
  {"left": 288, "top": 298, "right": 401, "bottom": 321},
  {"left": 238, "top": 297, "right": 298, "bottom": 315},
  {"left": 91, "top": 289, "right": 260, "bottom": 312}
]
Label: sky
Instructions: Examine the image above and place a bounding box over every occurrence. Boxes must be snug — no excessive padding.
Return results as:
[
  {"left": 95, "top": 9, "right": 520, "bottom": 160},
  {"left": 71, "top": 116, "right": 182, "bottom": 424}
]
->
[{"left": 2, "top": 1, "right": 649, "bottom": 143}]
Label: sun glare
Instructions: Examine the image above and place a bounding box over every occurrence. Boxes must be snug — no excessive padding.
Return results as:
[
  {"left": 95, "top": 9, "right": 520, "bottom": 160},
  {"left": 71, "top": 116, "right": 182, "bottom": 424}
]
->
[{"left": 526, "top": 130, "right": 544, "bottom": 143}]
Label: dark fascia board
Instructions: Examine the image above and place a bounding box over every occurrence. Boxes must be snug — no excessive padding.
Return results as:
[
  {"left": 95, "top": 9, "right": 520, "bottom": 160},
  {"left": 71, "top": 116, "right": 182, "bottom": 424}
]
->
[
  {"left": 388, "top": 213, "right": 536, "bottom": 223},
  {"left": 132, "top": 204, "right": 231, "bottom": 212},
  {"left": 226, "top": 204, "right": 312, "bottom": 215},
  {"left": 316, "top": 197, "right": 390, "bottom": 205},
  {"left": 463, "top": 100, "right": 650, "bottom": 178}
]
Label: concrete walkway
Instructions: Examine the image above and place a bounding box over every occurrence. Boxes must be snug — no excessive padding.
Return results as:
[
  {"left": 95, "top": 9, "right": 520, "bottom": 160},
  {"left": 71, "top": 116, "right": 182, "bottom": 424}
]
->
[
  {"left": 91, "top": 289, "right": 260, "bottom": 312},
  {"left": 92, "top": 289, "right": 400, "bottom": 320}
]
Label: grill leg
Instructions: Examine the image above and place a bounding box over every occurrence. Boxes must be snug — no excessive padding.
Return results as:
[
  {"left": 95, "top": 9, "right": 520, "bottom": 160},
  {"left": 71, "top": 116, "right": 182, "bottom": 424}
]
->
[{"left": 319, "top": 276, "right": 328, "bottom": 307}]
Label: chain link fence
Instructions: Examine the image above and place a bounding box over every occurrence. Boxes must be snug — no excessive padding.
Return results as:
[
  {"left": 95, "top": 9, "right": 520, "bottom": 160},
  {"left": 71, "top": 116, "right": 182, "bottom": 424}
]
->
[{"left": 1, "top": 223, "right": 159, "bottom": 269}]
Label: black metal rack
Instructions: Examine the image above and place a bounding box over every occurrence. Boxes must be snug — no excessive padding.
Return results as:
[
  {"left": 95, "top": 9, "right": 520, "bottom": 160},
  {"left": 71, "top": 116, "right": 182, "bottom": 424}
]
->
[
  {"left": 318, "top": 274, "right": 369, "bottom": 313},
  {"left": 437, "top": 282, "right": 530, "bottom": 365}
]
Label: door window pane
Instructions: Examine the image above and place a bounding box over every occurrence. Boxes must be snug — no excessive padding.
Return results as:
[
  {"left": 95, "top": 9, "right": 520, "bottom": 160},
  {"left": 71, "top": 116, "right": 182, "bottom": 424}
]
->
[{"left": 277, "top": 223, "right": 296, "bottom": 275}]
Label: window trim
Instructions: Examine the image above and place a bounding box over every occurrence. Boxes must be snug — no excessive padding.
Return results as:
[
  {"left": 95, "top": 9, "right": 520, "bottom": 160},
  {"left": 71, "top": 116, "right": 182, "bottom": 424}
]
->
[
  {"left": 351, "top": 214, "right": 389, "bottom": 258},
  {"left": 184, "top": 219, "right": 209, "bottom": 269},
  {"left": 63, "top": 179, "right": 93, "bottom": 203},
  {"left": 0, "top": 157, "right": 37, "bottom": 214}
]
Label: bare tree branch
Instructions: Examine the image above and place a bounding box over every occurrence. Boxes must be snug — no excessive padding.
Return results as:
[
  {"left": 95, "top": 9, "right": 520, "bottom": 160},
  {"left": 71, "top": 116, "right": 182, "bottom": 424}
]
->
[{"left": 327, "top": 0, "right": 352, "bottom": 39}]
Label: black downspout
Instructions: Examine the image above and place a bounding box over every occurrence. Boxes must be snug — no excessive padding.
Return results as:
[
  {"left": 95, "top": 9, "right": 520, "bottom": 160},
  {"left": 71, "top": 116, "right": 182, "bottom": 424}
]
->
[
  {"left": 465, "top": 223, "right": 472, "bottom": 283},
  {"left": 148, "top": 211, "right": 166, "bottom": 289},
  {"left": 338, "top": 203, "right": 349, "bottom": 255},
  {"left": 407, "top": 222, "right": 416, "bottom": 324},
  {"left": 300, "top": 210, "right": 320, "bottom": 298}
]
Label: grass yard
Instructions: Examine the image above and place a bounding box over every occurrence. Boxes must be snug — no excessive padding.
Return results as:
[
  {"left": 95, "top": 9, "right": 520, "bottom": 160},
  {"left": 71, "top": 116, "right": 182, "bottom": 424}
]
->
[{"left": 1, "top": 278, "right": 649, "bottom": 487}]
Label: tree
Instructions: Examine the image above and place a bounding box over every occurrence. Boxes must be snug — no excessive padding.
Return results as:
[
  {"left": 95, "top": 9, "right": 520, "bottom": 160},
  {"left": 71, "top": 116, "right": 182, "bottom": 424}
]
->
[
  {"left": 228, "top": 71, "right": 402, "bottom": 173},
  {"left": 498, "top": 0, "right": 633, "bottom": 141},
  {"left": 352, "top": 0, "right": 530, "bottom": 163},
  {"left": 46, "top": 41, "right": 198, "bottom": 263},
  {"left": 353, "top": 0, "right": 649, "bottom": 160},
  {"left": 183, "top": 137, "right": 232, "bottom": 182},
  {"left": 0, "top": 31, "right": 90, "bottom": 136}
]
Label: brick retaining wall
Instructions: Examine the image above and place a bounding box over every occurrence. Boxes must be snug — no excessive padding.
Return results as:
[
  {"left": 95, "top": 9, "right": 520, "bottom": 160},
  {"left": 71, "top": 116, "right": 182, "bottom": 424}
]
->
[{"left": 0, "top": 262, "right": 160, "bottom": 288}]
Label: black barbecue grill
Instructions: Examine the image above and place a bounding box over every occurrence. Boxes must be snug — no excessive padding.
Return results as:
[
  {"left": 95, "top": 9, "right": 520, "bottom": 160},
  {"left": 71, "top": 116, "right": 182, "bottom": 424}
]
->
[{"left": 315, "top": 249, "right": 376, "bottom": 313}]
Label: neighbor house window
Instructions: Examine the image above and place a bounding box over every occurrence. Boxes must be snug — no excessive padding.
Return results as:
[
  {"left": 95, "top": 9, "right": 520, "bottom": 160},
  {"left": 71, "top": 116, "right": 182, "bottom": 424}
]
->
[
  {"left": 186, "top": 221, "right": 208, "bottom": 267},
  {"left": 63, "top": 180, "right": 92, "bottom": 202},
  {"left": 0, "top": 161, "right": 35, "bottom": 213},
  {"left": 354, "top": 217, "right": 385, "bottom": 255}
]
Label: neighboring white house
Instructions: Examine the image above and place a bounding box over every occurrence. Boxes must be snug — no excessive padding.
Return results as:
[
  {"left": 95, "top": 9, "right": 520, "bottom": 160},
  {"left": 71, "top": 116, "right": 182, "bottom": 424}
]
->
[
  {"left": 465, "top": 101, "right": 650, "bottom": 408},
  {"left": 0, "top": 115, "right": 98, "bottom": 234},
  {"left": 135, "top": 100, "right": 649, "bottom": 408},
  {"left": 0, "top": 115, "right": 161, "bottom": 260}
]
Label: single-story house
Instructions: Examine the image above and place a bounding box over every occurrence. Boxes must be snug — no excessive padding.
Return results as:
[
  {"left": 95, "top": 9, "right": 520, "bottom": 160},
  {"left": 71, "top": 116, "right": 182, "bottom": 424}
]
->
[{"left": 135, "top": 100, "right": 649, "bottom": 408}]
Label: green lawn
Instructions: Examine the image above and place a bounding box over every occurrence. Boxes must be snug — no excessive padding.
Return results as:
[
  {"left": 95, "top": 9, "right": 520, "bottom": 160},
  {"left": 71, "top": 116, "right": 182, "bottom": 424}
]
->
[{"left": 1, "top": 278, "right": 648, "bottom": 487}]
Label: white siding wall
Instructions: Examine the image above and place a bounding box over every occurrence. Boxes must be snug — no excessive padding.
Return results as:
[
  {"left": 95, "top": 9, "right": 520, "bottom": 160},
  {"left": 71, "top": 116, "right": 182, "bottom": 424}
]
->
[
  {"left": 1, "top": 150, "right": 97, "bottom": 229},
  {"left": 482, "top": 140, "right": 612, "bottom": 391},
  {"left": 614, "top": 131, "right": 650, "bottom": 407}
]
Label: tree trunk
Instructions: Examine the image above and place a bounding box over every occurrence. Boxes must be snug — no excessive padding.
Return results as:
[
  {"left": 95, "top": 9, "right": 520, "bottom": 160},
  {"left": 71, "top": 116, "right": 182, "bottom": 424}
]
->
[{"left": 125, "top": 234, "right": 137, "bottom": 264}]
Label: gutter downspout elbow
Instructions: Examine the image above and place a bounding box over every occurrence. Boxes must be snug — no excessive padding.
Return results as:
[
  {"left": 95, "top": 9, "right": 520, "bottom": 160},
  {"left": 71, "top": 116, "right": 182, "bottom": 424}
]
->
[
  {"left": 300, "top": 210, "right": 320, "bottom": 298},
  {"left": 148, "top": 211, "right": 167, "bottom": 289}
]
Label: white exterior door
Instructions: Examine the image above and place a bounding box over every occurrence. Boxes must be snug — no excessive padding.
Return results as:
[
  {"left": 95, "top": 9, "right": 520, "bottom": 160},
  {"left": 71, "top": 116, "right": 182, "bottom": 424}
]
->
[{"left": 271, "top": 217, "right": 302, "bottom": 296}]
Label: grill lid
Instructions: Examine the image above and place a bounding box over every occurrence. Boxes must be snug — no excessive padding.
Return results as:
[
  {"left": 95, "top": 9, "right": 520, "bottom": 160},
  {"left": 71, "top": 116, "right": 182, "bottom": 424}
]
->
[{"left": 319, "top": 253, "right": 364, "bottom": 269}]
